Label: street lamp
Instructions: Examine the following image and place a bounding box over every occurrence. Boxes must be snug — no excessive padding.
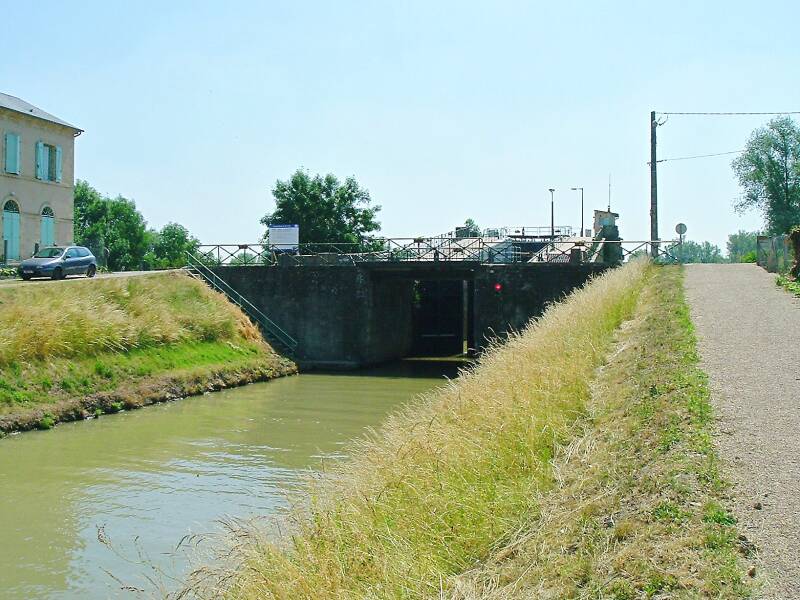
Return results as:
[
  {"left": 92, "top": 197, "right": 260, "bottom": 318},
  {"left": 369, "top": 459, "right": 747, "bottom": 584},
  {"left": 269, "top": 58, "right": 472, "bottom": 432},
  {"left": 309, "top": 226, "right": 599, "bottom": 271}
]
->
[
  {"left": 571, "top": 187, "right": 584, "bottom": 237},
  {"left": 548, "top": 188, "right": 555, "bottom": 238}
]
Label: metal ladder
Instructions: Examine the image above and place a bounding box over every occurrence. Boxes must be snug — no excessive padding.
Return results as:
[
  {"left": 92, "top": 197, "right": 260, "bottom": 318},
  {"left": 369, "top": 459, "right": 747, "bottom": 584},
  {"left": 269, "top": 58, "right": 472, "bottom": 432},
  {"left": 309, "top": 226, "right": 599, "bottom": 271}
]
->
[{"left": 184, "top": 251, "right": 299, "bottom": 357}]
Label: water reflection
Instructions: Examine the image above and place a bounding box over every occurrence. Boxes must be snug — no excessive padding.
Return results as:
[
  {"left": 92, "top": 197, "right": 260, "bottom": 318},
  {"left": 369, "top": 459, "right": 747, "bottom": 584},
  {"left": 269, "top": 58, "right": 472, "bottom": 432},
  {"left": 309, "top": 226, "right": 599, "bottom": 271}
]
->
[{"left": 0, "top": 361, "right": 458, "bottom": 599}]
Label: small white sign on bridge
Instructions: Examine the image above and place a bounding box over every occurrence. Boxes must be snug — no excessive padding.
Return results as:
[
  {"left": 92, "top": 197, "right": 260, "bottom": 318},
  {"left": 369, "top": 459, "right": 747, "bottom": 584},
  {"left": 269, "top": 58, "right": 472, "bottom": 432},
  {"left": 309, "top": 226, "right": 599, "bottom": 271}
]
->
[{"left": 268, "top": 224, "right": 299, "bottom": 251}]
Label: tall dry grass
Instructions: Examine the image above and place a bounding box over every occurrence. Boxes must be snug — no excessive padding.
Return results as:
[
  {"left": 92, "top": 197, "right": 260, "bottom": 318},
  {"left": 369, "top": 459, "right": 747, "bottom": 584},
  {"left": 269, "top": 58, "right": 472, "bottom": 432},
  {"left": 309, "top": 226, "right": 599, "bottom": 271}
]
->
[
  {"left": 207, "top": 260, "right": 648, "bottom": 599},
  {"left": 0, "top": 273, "right": 261, "bottom": 366}
]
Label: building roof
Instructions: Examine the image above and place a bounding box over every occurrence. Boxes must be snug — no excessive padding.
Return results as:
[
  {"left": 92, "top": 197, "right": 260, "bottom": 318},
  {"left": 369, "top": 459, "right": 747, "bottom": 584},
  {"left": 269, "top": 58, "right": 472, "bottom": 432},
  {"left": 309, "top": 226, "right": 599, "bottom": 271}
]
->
[{"left": 0, "top": 92, "right": 82, "bottom": 133}]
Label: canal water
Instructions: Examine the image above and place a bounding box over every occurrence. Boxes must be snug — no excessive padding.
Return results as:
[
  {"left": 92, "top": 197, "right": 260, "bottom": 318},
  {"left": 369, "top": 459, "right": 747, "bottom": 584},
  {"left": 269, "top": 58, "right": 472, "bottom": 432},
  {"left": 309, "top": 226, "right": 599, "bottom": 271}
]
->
[{"left": 0, "top": 361, "right": 458, "bottom": 599}]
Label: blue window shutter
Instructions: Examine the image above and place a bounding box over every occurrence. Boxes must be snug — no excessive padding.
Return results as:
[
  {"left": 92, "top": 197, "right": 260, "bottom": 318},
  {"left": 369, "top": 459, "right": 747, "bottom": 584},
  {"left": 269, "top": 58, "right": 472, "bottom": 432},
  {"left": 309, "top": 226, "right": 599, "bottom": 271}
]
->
[
  {"left": 35, "top": 141, "right": 44, "bottom": 179},
  {"left": 55, "top": 146, "right": 62, "bottom": 182},
  {"left": 13, "top": 134, "right": 20, "bottom": 174},
  {"left": 4, "top": 133, "right": 20, "bottom": 174}
]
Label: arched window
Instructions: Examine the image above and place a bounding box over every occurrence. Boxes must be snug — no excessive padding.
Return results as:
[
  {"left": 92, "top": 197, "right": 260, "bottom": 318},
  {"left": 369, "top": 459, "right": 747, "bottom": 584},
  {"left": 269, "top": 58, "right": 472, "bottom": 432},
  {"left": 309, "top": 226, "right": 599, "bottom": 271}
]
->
[
  {"left": 3, "top": 199, "right": 20, "bottom": 261},
  {"left": 41, "top": 206, "right": 55, "bottom": 247}
]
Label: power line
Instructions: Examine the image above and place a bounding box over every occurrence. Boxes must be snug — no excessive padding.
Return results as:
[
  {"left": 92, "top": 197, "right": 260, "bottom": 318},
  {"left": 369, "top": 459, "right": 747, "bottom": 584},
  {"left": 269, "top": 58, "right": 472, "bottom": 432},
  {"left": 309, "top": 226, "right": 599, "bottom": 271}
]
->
[
  {"left": 654, "top": 149, "right": 743, "bottom": 164},
  {"left": 658, "top": 111, "right": 800, "bottom": 116}
]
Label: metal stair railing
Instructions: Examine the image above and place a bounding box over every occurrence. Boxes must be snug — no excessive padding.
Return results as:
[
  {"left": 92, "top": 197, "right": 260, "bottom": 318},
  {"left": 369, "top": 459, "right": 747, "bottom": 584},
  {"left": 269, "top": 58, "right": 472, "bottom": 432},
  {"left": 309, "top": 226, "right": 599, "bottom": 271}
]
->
[{"left": 184, "top": 251, "right": 299, "bottom": 355}]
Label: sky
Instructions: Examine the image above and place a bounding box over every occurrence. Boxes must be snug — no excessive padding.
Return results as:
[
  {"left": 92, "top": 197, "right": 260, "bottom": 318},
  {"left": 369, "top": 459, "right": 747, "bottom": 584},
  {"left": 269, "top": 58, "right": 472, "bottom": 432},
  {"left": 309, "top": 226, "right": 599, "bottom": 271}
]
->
[{"left": 4, "top": 0, "right": 799, "bottom": 252}]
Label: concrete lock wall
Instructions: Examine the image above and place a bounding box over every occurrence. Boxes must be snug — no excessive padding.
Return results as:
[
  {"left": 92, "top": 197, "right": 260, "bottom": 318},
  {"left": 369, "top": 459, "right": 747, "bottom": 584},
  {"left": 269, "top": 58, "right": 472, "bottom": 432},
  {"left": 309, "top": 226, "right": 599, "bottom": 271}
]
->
[
  {"left": 211, "top": 265, "right": 415, "bottom": 368},
  {"left": 472, "top": 263, "right": 609, "bottom": 349},
  {"left": 212, "top": 262, "right": 608, "bottom": 368}
]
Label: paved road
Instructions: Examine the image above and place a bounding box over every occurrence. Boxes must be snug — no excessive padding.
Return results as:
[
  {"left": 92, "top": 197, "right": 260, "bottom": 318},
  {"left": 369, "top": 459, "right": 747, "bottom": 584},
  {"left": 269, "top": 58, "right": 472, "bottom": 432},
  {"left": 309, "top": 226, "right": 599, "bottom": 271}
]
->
[
  {"left": 0, "top": 270, "right": 174, "bottom": 288},
  {"left": 685, "top": 264, "right": 800, "bottom": 599}
]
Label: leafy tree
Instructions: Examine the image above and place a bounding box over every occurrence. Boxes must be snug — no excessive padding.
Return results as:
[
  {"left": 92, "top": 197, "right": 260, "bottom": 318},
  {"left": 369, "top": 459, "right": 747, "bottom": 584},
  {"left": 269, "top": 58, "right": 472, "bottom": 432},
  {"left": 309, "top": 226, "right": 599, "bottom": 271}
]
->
[
  {"left": 673, "top": 240, "right": 725, "bottom": 264},
  {"left": 74, "top": 180, "right": 149, "bottom": 271},
  {"left": 75, "top": 181, "right": 199, "bottom": 271},
  {"left": 229, "top": 250, "right": 260, "bottom": 265},
  {"left": 456, "top": 218, "right": 481, "bottom": 237},
  {"left": 260, "top": 170, "right": 381, "bottom": 248},
  {"left": 732, "top": 117, "right": 800, "bottom": 234},
  {"left": 726, "top": 230, "right": 759, "bottom": 263},
  {"left": 146, "top": 222, "right": 200, "bottom": 269}
]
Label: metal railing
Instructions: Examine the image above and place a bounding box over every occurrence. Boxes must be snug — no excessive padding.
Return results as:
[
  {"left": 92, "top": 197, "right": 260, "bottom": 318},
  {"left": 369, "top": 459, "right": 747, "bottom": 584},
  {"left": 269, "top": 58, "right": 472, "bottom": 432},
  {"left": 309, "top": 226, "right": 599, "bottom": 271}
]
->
[
  {"left": 192, "top": 237, "right": 681, "bottom": 268},
  {"left": 194, "top": 234, "right": 574, "bottom": 267},
  {"left": 184, "top": 251, "right": 298, "bottom": 354},
  {"left": 527, "top": 239, "right": 683, "bottom": 264}
]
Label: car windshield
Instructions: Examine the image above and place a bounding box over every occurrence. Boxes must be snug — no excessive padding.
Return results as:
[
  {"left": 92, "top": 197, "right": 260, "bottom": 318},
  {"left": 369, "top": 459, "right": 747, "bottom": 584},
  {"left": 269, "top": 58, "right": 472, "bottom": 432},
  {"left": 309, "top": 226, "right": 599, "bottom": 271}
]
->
[{"left": 34, "top": 247, "right": 65, "bottom": 258}]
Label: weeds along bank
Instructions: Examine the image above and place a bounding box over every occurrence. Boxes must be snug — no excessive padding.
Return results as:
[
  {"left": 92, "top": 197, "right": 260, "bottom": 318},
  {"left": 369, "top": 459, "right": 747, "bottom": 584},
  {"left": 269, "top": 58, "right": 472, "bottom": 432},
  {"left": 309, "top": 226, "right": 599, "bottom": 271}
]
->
[
  {"left": 204, "top": 261, "right": 751, "bottom": 600},
  {"left": 0, "top": 273, "right": 295, "bottom": 433}
]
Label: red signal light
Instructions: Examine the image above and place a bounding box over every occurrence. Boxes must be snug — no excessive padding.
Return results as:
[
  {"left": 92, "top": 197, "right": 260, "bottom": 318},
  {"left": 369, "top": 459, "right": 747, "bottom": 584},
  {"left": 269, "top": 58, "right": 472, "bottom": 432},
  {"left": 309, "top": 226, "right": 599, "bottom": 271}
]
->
[{"left": 493, "top": 282, "right": 503, "bottom": 292}]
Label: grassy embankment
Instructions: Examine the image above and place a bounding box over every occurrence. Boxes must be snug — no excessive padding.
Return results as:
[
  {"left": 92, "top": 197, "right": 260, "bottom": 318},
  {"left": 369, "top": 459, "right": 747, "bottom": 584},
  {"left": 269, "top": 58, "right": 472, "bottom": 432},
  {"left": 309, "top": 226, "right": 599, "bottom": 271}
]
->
[
  {"left": 0, "top": 273, "right": 295, "bottom": 433},
  {"left": 202, "top": 262, "right": 751, "bottom": 599}
]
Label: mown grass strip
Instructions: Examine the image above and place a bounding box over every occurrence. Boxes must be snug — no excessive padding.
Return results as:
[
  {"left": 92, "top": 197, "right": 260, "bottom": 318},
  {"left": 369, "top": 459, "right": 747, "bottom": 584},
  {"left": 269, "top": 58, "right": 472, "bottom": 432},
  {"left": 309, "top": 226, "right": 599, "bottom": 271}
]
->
[{"left": 189, "top": 261, "right": 649, "bottom": 599}]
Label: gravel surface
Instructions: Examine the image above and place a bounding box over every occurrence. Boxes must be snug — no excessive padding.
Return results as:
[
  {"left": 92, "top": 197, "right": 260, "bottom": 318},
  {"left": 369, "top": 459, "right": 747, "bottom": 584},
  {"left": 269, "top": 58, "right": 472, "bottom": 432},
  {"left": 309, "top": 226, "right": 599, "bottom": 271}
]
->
[{"left": 685, "top": 264, "right": 800, "bottom": 599}]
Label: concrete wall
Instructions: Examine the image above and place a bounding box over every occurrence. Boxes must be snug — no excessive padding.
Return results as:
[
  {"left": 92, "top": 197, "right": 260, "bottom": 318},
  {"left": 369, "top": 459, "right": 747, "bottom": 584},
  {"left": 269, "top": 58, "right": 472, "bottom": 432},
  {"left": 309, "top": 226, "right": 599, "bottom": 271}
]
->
[
  {"left": 212, "top": 265, "right": 415, "bottom": 368},
  {"left": 211, "top": 262, "right": 608, "bottom": 368},
  {"left": 472, "top": 263, "right": 609, "bottom": 347},
  {"left": 1, "top": 108, "right": 78, "bottom": 260}
]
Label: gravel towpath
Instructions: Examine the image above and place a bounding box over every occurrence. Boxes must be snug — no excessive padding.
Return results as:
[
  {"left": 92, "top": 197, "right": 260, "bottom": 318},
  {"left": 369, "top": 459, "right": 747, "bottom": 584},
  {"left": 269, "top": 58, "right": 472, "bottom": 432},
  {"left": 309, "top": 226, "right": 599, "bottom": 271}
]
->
[{"left": 684, "top": 263, "right": 800, "bottom": 598}]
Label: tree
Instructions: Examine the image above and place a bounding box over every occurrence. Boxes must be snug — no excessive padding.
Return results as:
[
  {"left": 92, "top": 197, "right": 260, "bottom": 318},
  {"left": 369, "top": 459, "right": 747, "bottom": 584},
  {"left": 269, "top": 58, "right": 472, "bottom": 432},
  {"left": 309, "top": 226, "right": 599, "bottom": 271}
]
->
[
  {"left": 732, "top": 117, "right": 800, "bottom": 234},
  {"left": 673, "top": 240, "right": 725, "bottom": 264},
  {"left": 260, "top": 170, "right": 381, "bottom": 247},
  {"left": 74, "top": 180, "right": 149, "bottom": 271},
  {"left": 456, "top": 218, "right": 481, "bottom": 237},
  {"left": 74, "top": 181, "right": 199, "bottom": 271},
  {"left": 149, "top": 222, "right": 200, "bottom": 268},
  {"left": 726, "top": 230, "right": 759, "bottom": 263}
]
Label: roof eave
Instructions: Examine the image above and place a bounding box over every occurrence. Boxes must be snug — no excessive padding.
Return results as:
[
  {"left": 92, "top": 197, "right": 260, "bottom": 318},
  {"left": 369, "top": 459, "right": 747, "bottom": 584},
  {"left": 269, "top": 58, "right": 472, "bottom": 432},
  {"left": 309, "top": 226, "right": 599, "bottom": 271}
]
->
[{"left": 0, "top": 105, "right": 82, "bottom": 135}]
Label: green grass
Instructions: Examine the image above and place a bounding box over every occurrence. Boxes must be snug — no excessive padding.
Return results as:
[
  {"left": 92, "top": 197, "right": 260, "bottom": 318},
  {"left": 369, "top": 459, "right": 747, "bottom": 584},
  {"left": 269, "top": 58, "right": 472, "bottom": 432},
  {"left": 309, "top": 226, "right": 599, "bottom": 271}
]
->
[
  {"left": 0, "top": 272, "right": 293, "bottom": 430},
  {"left": 0, "top": 340, "right": 267, "bottom": 414},
  {"left": 0, "top": 271, "right": 262, "bottom": 365},
  {"left": 186, "top": 263, "right": 751, "bottom": 599},
  {"left": 777, "top": 273, "right": 800, "bottom": 296}
]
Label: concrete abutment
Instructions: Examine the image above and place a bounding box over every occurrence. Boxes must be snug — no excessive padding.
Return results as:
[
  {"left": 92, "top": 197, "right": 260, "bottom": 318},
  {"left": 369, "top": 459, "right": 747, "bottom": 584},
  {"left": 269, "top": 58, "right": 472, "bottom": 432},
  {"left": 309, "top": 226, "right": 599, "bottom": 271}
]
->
[{"left": 211, "top": 262, "right": 609, "bottom": 368}]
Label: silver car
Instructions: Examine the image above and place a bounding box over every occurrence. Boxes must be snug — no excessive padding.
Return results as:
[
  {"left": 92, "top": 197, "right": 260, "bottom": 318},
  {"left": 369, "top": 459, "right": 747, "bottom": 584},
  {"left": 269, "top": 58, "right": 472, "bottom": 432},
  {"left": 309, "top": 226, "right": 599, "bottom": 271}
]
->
[{"left": 18, "top": 246, "right": 98, "bottom": 280}]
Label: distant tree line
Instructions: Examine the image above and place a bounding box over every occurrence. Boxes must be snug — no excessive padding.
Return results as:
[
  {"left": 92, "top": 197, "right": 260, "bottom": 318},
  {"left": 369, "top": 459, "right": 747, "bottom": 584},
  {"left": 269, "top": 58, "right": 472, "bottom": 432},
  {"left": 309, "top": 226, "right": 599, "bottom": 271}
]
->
[
  {"left": 73, "top": 180, "right": 199, "bottom": 271},
  {"left": 670, "top": 230, "right": 759, "bottom": 264}
]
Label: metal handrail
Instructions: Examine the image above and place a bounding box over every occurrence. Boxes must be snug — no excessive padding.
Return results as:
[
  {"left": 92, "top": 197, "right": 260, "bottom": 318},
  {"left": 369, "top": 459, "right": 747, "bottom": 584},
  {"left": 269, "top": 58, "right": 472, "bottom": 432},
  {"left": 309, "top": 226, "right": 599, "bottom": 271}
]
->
[
  {"left": 192, "top": 237, "right": 682, "bottom": 267},
  {"left": 185, "top": 251, "right": 298, "bottom": 353},
  {"left": 195, "top": 234, "right": 574, "bottom": 266}
]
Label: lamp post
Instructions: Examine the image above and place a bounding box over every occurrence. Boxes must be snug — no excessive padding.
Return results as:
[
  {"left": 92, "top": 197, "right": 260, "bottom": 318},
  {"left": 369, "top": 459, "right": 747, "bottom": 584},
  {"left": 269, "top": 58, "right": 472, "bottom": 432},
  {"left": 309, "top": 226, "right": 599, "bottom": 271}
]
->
[
  {"left": 571, "top": 187, "right": 584, "bottom": 236},
  {"left": 548, "top": 188, "right": 555, "bottom": 238}
]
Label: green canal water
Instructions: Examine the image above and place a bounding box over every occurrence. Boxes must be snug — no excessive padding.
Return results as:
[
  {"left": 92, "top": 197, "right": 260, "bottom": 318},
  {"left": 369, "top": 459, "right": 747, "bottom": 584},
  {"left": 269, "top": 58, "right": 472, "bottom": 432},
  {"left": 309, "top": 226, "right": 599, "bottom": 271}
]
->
[{"left": 0, "top": 361, "right": 459, "bottom": 599}]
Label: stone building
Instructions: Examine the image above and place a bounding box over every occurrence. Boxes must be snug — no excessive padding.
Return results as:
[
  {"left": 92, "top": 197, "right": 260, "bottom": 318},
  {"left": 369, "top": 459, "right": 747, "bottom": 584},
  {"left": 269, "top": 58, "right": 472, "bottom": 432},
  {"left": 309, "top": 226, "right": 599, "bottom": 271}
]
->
[{"left": 0, "top": 93, "right": 82, "bottom": 262}]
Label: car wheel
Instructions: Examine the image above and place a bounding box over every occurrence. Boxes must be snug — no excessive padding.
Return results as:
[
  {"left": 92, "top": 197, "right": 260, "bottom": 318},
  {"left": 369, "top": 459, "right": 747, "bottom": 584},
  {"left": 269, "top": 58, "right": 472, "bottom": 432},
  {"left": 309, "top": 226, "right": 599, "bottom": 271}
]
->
[
  {"left": 87, "top": 265, "right": 97, "bottom": 278},
  {"left": 52, "top": 267, "right": 63, "bottom": 280},
  {"left": 21, "top": 274, "right": 32, "bottom": 281}
]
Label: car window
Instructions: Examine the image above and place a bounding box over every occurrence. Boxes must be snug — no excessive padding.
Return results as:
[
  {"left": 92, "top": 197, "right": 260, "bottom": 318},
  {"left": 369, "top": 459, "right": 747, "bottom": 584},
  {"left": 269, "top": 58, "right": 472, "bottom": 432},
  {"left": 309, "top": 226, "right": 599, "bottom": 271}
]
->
[
  {"left": 78, "top": 248, "right": 90, "bottom": 257},
  {"left": 65, "top": 248, "right": 79, "bottom": 258},
  {"left": 34, "top": 247, "right": 64, "bottom": 258}
]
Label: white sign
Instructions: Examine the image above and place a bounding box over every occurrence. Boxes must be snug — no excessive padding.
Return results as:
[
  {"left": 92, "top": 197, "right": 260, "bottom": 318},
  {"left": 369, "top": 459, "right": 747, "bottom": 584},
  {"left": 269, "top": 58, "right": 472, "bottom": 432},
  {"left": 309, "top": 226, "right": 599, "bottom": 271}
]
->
[{"left": 268, "top": 224, "right": 299, "bottom": 251}]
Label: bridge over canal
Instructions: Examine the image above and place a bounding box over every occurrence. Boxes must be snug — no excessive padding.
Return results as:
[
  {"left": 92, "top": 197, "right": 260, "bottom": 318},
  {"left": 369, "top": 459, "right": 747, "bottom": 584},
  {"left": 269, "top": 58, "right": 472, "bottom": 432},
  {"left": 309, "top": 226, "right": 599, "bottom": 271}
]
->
[{"left": 187, "top": 234, "right": 675, "bottom": 369}]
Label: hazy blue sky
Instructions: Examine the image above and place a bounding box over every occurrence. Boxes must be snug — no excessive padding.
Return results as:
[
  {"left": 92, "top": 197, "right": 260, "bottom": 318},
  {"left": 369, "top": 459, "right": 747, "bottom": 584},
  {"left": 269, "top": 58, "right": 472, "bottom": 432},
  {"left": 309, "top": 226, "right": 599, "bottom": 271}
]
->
[{"left": 5, "top": 1, "right": 799, "bottom": 250}]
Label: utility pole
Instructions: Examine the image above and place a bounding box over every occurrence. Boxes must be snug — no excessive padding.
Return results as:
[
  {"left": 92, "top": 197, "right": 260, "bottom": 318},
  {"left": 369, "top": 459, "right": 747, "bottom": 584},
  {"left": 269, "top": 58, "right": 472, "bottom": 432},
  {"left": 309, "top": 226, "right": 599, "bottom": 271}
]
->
[
  {"left": 548, "top": 188, "right": 555, "bottom": 238},
  {"left": 650, "top": 111, "right": 659, "bottom": 258}
]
